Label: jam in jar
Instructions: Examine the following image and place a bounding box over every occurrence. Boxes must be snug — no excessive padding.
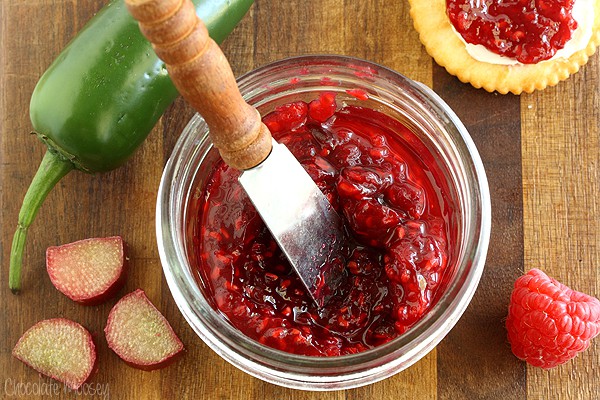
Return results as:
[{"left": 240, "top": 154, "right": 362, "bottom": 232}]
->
[{"left": 191, "top": 93, "right": 453, "bottom": 356}]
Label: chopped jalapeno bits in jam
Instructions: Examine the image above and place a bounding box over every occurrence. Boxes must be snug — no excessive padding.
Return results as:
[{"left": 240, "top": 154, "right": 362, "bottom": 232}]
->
[
  {"left": 192, "top": 93, "right": 454, "bottom": 356},
  {"left": 446, "top": 0, "right": 579, "bottom": 64}
]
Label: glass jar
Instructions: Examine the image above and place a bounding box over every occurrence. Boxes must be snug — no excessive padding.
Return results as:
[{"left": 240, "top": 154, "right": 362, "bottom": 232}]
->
[{"left": 156, "top": 55, "right": 491, "bottom": 390}]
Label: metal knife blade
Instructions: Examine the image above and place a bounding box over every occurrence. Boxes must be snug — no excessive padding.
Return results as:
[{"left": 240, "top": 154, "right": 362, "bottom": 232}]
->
[{"left": 239, "top": 139, "right": 345, "bottom": 307}]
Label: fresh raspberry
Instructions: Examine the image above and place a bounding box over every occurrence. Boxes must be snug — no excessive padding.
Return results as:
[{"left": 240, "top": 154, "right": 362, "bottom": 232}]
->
[{"left": 506, "top": 268, "right": 600, "bottom": 369}]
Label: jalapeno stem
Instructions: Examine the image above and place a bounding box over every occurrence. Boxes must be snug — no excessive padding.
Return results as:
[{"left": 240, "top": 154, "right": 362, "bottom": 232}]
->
[{"left": 9, "top": 150, "right": 74, "bottom": 293}]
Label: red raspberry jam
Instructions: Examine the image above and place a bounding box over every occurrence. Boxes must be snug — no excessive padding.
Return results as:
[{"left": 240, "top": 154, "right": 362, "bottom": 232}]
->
[
  {"left": 191, "top": 93, "right": 454, "bottom": 356},
  {"left": 446, "top": 0, "right": 578, "bottom": 64}
]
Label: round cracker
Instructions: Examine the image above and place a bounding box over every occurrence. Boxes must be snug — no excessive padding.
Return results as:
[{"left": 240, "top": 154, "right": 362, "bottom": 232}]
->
[{"left": 408, "top": 0, "right": 600, "bottom": 94}]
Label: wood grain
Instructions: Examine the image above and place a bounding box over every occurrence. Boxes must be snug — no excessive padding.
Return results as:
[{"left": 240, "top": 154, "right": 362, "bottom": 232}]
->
[
  {"left": 432, "top": 67, "right": 526, "bottom": 400},
  {"left": 1, "top": 0, "right": 599, "bottom": 399},
  {"left": 521, "top": 55, "right": 600, "bottom": 400}
]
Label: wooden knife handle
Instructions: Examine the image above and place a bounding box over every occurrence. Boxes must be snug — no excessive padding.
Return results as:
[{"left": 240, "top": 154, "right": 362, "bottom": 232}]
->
[{"left": 126, "top": 0, "right": 272, "bottom": 170}]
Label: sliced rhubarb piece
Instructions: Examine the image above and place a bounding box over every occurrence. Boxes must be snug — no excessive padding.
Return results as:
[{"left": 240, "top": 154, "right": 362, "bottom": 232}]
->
[
  {"left": 46, "top": 236, "right": 126, "bottom": 305},
  {"left": 105, "top": 289, "right": 184, "bottom": 370},
  {"left": 12, "top": 318, "right": 96, "bottom": 390}
]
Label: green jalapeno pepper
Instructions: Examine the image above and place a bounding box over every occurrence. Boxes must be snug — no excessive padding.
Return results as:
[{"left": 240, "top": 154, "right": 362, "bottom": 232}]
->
[{"left": 9, "top": 0, "right": 254, "bottom": 292}]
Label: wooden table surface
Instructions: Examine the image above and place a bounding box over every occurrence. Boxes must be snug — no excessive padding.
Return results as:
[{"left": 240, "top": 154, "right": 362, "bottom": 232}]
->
[{"left": 1, "top": 1, "right": 599, "bottom": 399}]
